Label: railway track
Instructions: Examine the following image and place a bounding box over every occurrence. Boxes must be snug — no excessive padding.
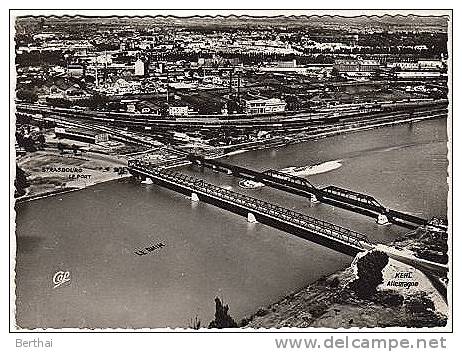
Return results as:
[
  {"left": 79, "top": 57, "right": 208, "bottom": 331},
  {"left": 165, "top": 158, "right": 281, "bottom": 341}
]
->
[{"left": 17, "top": 103, "right": 448, "bottom": 133}]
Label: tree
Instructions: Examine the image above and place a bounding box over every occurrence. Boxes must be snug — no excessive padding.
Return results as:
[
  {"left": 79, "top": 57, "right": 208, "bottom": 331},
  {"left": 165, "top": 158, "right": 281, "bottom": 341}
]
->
[
  {"left": 22, "top": 136, "right": 37, "bottom": 152},
  {"left": 349, "top": 251, "right": 389, "bottom": 298},
  {"left": 87, "top": 93, "right": 108, "bottom": 110},
  {"left": 34, "top": 133, "right": 46, "bottom": 149},
  {"left": 57, "top": 142, "right": 65, "bottom": 154},
  {"left": 16, "top": 89, "right": 38, "bottom": 103},
  {"left": 331, "top": 67, "right": 340, "bottom": 77},
  {"left": 14, "top": 165, "right": 29, "bottom": 197},
  {"left": 405, "top": 292, "right": 435, "bottom": 314},
  {"left": 208, "top": 297, "right": 238, "bottom": 329},
  {"left": 188, "top": 316, "right": 201, "bottom": 330}
]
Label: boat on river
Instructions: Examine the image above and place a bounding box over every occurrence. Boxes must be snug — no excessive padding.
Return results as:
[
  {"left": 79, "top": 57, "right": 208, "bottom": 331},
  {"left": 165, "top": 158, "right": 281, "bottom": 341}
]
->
[{"left": 238, "top": 179, "right": 265, "bottom": 189}]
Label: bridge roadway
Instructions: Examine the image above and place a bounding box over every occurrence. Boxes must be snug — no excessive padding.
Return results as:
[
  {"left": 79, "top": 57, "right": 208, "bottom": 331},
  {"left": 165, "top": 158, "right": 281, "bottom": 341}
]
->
[
  {"left": 128, "top": 159, "right": 373, "bottom": 257},
  {"left": 187, "top": 154, "right": 433, "bottom": 230}
]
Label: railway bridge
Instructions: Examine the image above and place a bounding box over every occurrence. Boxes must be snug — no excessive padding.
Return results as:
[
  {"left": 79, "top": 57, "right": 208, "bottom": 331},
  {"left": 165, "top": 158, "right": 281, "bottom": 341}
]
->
[{"left": 187, "top": 154, "right": 432, "bottom": 230}]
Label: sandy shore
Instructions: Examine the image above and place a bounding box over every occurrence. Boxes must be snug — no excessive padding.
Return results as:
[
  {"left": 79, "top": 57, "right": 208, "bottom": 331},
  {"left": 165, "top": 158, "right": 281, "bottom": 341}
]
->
[{"left": 16, "top": 150, "right": 129, "bottom": 202}]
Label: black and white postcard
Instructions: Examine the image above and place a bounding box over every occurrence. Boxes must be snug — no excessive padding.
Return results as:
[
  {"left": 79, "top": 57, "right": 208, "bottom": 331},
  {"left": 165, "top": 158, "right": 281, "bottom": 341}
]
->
[{"left": 10, "top": 9, "right": 452, "bottom": 336}]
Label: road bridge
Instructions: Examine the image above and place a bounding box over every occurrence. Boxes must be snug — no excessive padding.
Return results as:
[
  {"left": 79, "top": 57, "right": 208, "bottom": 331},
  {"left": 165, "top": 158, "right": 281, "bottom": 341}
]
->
[{"left": 128, "top": 159, "right": 372, "bottom": 256}]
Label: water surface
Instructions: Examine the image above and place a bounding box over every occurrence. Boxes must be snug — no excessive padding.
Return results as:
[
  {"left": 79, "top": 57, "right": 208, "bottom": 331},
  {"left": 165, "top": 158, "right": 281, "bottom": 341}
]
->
[{"left": 15, "top": 118, "right": 448, "bottom": 328}]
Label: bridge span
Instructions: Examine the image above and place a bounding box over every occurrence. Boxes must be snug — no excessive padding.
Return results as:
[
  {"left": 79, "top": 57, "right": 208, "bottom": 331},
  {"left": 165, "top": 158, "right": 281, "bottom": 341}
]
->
[
  {"left": 128, "top": 159, "right": 373, "bottom": 256},
  {"left": 187, "top": 154, "right": 431, "bottom": 230}
]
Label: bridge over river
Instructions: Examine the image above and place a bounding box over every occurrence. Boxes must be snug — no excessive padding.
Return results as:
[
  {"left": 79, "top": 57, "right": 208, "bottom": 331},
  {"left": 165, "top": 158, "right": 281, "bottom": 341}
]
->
[
  {"left": 187, "top": 154, "right": 440, "bottom": 230},
  {"left": 128, "top": 159, "right": 373, "bottom": 256},
  {"left": 128, "top": 159, "right": 448, "bottom": 288}
]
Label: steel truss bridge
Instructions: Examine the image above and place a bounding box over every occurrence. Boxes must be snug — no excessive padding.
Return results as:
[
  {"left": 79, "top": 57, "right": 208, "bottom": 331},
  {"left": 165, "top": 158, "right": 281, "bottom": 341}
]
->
[
  {"left": 128, "top": 160, "right": 372, "bottom": 256},
  {"left": 187, "top": 154, "right": 431, "bottom": 230}
]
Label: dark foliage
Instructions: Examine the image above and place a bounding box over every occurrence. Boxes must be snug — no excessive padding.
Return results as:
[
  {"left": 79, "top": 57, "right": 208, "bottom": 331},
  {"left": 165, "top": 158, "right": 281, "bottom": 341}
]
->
[
  {"left": 16, "top": 89, "right": 38, "bottom": 103},
  {"left": 308, "top": 302, "right": 329, "bottom": 318},
  {"left": 188, "top": 316, "right": 201, "bottom": 330},
  {"left": 329, "top": 276, "right": 341, "bottom": 288},
  {"left": 14, "top": 166, "right": 29, "bottom": 198},
  {"left": 349, "top": 251, "right": 389, "bottom": 298},
  {"left": 405, "top": 292, "right": 435, "bottom": 314},
  {"left": 208, "top": 297, "right": 238, "bottom": 329},
  {"left": 374, "top": 291, "right": 404, "bottom": 308},
  {"left": 401, "top": 292, "right": 447, "bottom": 328}
]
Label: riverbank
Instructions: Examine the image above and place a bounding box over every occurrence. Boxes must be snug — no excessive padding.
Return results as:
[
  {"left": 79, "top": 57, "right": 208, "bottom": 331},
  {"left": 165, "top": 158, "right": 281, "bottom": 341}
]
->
[
  {"left": 243, "top": 254, "right": 448, "bottom": 329},
  {"left": 16, "top": 150, "right": 129, "bottom": 203},
  {"left": 392, "top": 221, "right": 448, "bottom": 265},
  {"left": 16, "top": 112, "right": 447, "bottom": 203},
  {"left": 217, "top": 109, "right": 447, "bottom": 158}
]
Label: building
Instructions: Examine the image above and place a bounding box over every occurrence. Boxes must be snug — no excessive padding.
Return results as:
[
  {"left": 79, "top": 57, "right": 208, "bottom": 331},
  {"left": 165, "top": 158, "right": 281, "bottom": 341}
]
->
[
  {"left": 417, "top": 59, "right": 444, "bottom": 70},
  {"left": 244, "top": 98, "right": 286, "bottom": 115},
  {"left": 39, "top": 80, "right": 89, "bottom": 101},
  {"left": 168, "top": 104, "right": 189, "bottom": 116},
  {"left": 334, "top": 58, "right": 380, "bottom": 76},
  {"left": 137, "top": 101, "right": 162, "bottom": 115},
  {"left": 134, "top": 58, "right": 145, "bottom": 76},
  {"left": 100, "top": 78, "right": 142, "bottom": 95},
  {"left": 386, "top": 62, "right": 420, "bottom": 70},
  {"left": 67, "top": 64, "right": 85, "bottom": 77},
  {"left": 89, "top": 53, "right": 113, "bottom": 65},
  {"left": 54, "top": 127, "right": 110, "bottom": 144},
  {"left": 394, "top": 71, "right": 442, "bottom": 79},
  {"left": 203, "top": 75, "right": 223, "bottom": 86},
  {"left": 122, "top": 99, "right": 137, "bottom": 113},
  {"left": 275, "top": 59, "right": 297, "bottom": 68},
  {"left": 387, "top": 59, "right": 444, "bottom": 71}
]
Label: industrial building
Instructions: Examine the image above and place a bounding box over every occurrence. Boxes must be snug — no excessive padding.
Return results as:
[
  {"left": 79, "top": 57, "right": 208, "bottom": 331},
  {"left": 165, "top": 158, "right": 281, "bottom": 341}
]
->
[
  {"left": 54, "top": 127, "right": 110, "bottom": 144},
  {"left": 334, "top": 58, "right": 380, "bottom": 76},
  {"left": 244, "top": 98, "right": 286, "bottom": 115}
]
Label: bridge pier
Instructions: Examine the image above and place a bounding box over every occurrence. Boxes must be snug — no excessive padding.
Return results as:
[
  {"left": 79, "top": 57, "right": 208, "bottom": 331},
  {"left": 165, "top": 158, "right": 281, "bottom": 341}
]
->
[
  {"left": 377, "top": 213, "right": 390, "bottom": 225},
  {"left": 191, "top": 192, "right": 200, "bottom": 202},
  {"left": 309, "top": 193, "right": 319, "bottom": 203},
  {"left": 141, "top": 177, "right": 153, "bottom": 185},
  {"left": 247, "top": 212, "right": 257, "bottom": 223}
]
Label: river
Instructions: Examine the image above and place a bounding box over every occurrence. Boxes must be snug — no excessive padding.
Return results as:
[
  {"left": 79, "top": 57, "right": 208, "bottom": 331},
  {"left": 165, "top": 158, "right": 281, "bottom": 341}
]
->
[{"left": 14, "top": 118, "right": 449, "bottom": 328}]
